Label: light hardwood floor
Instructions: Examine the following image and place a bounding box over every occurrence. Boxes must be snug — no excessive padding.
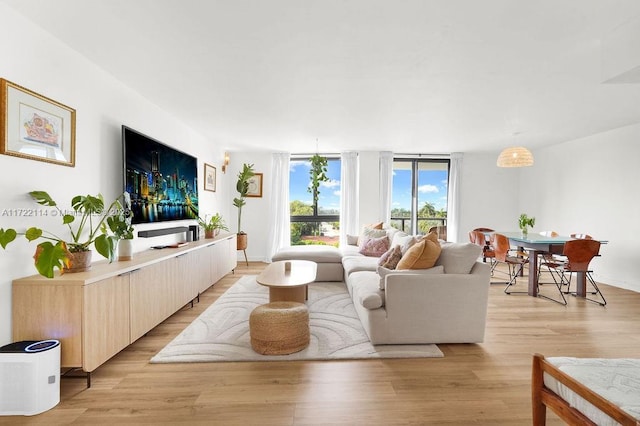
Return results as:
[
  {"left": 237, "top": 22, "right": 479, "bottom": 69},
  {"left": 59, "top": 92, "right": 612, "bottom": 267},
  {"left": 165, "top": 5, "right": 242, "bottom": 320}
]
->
[{"left": 3, "top": 262, "right": 639, "bottom": 425}]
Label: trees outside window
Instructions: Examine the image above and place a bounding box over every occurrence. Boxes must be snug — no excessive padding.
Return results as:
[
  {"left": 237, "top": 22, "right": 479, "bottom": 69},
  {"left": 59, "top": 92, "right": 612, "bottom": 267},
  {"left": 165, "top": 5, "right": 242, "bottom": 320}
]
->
[
  {"left": 390, "top": 159, "right": 449, "bottom": 235},
  {"left": 289, "top": 156, "right": 341, "bottom": 246}
]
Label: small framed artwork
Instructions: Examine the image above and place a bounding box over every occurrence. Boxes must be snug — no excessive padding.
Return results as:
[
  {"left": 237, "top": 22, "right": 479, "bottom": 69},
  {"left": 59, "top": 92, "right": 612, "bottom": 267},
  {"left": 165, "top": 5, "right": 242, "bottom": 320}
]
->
[
  {"left": 246, "top": 172, "right": 263, "bottom": 198},
  {"left": 0, "top": 78, "right": 76, "bottom": 167},
  {"left": 204, "top": 163, "right": 216, "bottom": 192}
]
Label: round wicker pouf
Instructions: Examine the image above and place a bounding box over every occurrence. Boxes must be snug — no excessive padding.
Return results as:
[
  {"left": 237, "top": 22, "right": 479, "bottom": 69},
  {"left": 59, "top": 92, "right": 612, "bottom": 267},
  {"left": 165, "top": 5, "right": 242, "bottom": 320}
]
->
[{"left": 249, "top": 301, "right": 310, "bottom": 355}]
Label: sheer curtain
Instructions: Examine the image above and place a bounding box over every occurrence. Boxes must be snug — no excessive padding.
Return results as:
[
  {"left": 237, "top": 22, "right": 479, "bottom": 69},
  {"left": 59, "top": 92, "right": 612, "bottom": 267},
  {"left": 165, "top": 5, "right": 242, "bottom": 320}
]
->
[
  {"left": 266, "top": 152, "right": 290, "bottom": 261},
  {"left": 447, "top": 152, "right": 463, "bottom": 242},
  {"left": 379, "top": 151, "right": 393, "bottom": 225},
  {"left": 340, "top": 152, "right": 359, "bottom": 247}
]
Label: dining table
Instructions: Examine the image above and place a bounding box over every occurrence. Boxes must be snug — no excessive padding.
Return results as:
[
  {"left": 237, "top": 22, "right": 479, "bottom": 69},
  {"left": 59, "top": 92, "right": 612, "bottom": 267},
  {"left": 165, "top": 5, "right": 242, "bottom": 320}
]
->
[{"left": 497, "top": 232, "right": 606, "bottom": 299}]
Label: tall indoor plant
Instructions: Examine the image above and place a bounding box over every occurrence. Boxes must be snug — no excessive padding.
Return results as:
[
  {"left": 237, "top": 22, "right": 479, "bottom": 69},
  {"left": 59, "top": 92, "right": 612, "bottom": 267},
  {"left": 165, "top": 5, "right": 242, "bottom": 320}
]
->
[
  {"left": 233, "top": 163, "right": 255, "bottom": 251},
  {"left": 0, "top": 190, "right": 130, "bottom": 277}
]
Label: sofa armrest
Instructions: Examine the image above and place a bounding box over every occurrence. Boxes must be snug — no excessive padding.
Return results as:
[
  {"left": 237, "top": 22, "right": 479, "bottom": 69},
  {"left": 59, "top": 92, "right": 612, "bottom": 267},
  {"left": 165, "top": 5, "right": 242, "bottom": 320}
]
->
[{"left": 382, "top": 262, "right": 491, "bottom": 342}]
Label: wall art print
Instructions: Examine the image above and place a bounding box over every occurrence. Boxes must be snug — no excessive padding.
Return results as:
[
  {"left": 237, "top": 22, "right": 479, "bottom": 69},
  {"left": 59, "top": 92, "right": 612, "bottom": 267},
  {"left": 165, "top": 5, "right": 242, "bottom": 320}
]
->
[{"left": 0, "top": 78, "right": 76, "bottom": 167}]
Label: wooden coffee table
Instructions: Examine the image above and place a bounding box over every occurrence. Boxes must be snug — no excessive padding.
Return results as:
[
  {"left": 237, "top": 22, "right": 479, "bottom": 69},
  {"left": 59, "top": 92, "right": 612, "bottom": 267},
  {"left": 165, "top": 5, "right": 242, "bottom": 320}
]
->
[{"left": 256, "top": 260, "right": 317, "bottom": 303}]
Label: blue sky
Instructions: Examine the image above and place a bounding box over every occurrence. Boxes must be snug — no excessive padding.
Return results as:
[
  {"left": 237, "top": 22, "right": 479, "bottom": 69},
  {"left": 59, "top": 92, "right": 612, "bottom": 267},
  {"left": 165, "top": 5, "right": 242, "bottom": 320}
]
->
[
  {"left": 290, "top": 159, "right": 342, "bottom": 212},
  {"left": 289, "top": 159, "right": 449, "bottom": 213},
  {"left": 391, "top": 169, "right": 449, "bottom": 212}
]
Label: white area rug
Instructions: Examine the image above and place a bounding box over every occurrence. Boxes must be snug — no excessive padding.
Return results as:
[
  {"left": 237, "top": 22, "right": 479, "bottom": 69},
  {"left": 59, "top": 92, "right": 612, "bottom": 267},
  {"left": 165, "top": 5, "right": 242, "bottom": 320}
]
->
[{"left": 151, "top": 275, "right": 443, "bottom": 363}]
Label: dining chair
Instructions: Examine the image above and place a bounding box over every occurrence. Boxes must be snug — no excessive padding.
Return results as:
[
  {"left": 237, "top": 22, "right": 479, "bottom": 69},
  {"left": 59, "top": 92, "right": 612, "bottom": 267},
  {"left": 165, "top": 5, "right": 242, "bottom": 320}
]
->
[
  {"left": 537, "top": 231, "right": 565, "bottom": 284},
  {"left": 545, "top": 239, "right": 606, "bottom": 306},
  {"left": 469, "top": 229, "right": 496, "bottom": 273},
  {"left": 570, "top": 233, "right": 593, "bottom": 240},
  {"left": 492, "top": 233, "right": 528, "bottom": 294}
]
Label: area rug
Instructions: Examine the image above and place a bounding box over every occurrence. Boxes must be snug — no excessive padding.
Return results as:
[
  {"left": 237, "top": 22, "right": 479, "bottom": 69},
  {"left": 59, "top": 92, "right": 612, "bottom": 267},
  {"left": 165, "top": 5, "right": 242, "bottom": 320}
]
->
[{"left": 150, "top": 275, "right": 443, "bottom": 363}]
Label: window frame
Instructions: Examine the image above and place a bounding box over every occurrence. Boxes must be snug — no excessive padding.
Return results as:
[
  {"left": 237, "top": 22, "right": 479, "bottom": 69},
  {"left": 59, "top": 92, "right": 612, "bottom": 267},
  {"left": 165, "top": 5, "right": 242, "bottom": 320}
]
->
[{"left": 391, "top": 157, "right": 450, "bottom": 235}]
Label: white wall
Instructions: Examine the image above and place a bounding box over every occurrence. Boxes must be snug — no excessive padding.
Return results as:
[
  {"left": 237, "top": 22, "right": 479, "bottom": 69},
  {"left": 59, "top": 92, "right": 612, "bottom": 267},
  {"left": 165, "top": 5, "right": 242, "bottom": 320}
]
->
[
  {"left": 522, "top": 123, "right": 640, "bottom": 291},
  {"left": 0, "top": 4, "right": 227, "bottom": 345}
]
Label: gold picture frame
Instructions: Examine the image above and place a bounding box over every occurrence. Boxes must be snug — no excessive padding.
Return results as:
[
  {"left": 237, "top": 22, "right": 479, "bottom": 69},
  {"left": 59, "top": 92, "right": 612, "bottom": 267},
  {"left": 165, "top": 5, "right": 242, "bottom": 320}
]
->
[
  {"left": 0, "top": 78, "right": 76, "bottom": 167},
  {"left": 204, "top": 163, "right": 216, "bottom": 192},
  {"left": 246, "top": 173, "right": 263, "bottom": 198}
]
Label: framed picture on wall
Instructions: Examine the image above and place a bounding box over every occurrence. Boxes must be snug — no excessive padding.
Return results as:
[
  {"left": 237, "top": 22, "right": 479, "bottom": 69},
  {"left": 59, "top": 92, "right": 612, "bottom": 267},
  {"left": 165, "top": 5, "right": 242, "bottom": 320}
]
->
[
  {"left": 246, "top": 172, "right": 263, "bottom": 197},
  {"left": 0, "top": 78, "right": 76, "bottom": 167},
  {"left": 204, "top": 163, "right": 216, "bottom": 192}
]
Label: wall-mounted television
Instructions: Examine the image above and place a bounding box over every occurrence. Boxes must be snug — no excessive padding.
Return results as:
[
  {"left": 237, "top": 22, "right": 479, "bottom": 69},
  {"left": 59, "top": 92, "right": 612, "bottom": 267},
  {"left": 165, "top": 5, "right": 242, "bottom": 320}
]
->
[{"left": 122, "top": 125, "right": 199, "bottom": 224}]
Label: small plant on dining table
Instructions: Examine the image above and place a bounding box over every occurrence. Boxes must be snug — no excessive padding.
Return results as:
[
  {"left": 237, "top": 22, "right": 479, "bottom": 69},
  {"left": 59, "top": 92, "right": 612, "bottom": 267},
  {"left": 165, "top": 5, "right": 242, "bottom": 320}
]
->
[{"left": 518, "top": 213, "right": 535, "bottom": 235}]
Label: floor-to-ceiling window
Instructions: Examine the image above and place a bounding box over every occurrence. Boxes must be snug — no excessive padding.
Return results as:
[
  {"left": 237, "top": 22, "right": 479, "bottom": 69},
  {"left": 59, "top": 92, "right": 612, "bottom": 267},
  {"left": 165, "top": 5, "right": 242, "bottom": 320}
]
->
[
  {"left": 289, "top": 156, "right": 341, "bottom": 246},
  {"left": 391, "top": 158, "right": 449, "bottom": 235}
]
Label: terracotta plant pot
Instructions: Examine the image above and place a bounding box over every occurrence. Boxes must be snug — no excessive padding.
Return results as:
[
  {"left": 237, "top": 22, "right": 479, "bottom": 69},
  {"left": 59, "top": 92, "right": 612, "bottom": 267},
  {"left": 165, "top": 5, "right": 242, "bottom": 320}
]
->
[
  {"left": 64, "top": 250, "right": 93, "bottom": 273},
  {"left": 237, "top": 233, "right": 248, "bottom": 250},
  {"left": 205, "top": 229, "right": 215, "bottom": 239}
]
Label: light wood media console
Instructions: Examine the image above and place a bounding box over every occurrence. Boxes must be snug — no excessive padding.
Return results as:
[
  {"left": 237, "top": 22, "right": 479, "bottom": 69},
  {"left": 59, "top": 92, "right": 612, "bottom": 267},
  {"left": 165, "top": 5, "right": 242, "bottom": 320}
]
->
[{"left": 11, "top": 233, "right": 237, "bottom": 387}]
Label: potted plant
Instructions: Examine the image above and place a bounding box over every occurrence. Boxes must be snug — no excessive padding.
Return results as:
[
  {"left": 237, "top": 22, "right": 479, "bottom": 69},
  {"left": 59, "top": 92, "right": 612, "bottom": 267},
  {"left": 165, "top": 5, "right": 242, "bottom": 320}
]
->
[
  {"left": 518, "top": 213, "right": 535, "bottom": 237},
  {"left": 0, "top": 190, "right": 130, "bottom": 278},
  {"left": 198, "top": 213, "right": 229, "bottom": 239},
  {"left": 107, "top": 192, "right": 135, "bottom": 260},
  {"left": 233, "top": 163, "right": 255, "bottom": 251}
]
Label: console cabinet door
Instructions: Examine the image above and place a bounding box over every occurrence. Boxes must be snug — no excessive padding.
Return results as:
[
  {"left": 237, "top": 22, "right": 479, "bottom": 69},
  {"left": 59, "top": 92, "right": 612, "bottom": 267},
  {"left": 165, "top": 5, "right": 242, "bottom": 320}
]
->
[
  {"left": 129, "top": 261, "right": 172, "bottom": 342},
  {"left": 83, "top": 274, "right": 130, "bottom": 371},
  {"left": 12, "top": 281, "right": 83, "bottom": 368}
]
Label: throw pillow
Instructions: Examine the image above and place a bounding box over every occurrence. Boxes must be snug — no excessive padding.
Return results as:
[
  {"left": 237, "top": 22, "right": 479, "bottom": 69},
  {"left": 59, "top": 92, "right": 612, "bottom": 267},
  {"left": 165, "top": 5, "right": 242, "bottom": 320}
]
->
[
  {"left": 377, "top": 264, "right": 445, "bottom": 290},
  {"left": 377, "top": 245, "right": 396, "bottom": 266},
  {"left": 358, "top": 235, "right": 390, "bottom": 257},
  {"left": 393, "top": 233, "right": 416, "bottom": 255},
  {"left": 381, "top": 245, "right": 403, "bottom": 269},
  {"left": 435, "top": 242, "right": 482, "bottom": 274},
  {"left": 396, "top": 232, "right": 441, "bottom": 270},
  {"left": 358, "top": 226, "right": 388, "bottom": 246},
  {"left": 346, "top": 234, "right": 359, "bottom": 246}
]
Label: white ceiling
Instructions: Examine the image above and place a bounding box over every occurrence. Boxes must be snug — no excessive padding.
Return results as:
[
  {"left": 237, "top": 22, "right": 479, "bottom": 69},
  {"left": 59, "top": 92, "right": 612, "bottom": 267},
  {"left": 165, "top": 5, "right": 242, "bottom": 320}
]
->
[{"left": 5, "top": 0, "right": 640, "bottom": 154}]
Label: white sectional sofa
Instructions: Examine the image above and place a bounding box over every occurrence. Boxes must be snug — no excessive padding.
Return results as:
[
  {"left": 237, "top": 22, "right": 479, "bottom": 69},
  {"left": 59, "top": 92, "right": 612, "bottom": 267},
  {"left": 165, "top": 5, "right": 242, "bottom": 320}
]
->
[{"left": 272, "top": 229, "right": 491, "bottom": 345}]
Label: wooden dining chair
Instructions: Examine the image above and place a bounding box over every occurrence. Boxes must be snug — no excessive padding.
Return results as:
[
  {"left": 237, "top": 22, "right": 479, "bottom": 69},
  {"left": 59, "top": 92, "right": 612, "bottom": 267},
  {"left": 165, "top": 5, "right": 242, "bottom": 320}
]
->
[
  {"left": 546, "top": 239, "right": 605, "bottom": 306},
  {"left": 492, "top": 233, "right": 528, "bottom": 294}
]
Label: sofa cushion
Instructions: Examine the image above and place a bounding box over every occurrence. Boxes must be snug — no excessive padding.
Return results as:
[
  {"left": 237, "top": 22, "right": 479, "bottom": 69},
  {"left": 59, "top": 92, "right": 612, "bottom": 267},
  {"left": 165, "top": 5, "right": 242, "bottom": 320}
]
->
[
  {"left": 358, "top": 235, "right": 389, "bottom": 257},
  {"left": 396, "top": 232, "right": 441, "bottom": 270},
  {"left": 349, "top": 271, "right": 386, "bottom": 310},
  {"left": 377, "top": 265, "right": 445, "bottom": 290},
  {"left": 435, "top": 242, "right": 482, "bottom": 274},
  {"left": 272, "top": 245, "right": 343, "bottom": 263},
  {"left": 343, "top": 255, "right": 380, "bottom": 276}
]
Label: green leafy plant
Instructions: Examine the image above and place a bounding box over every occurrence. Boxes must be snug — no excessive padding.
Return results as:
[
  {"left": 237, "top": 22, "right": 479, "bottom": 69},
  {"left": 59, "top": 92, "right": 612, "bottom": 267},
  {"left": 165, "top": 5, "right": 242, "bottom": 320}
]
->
[
  {"left": 107, "top": 192, "right": 135, "bottom": 240},
  {"left": 518, "top": 213, "right": 536, "bottom": 233},
  {"left": 232, "top": 163, "right": 255, "bottom": 234},
  {"left": 308, "top": 154, "right": 329, "bottom": 206},
  {"left": 0, "top": 191, "right": 130, "bottom": 278},
  {"left": 198, "top": 213, "right": 229, "bottom": 234}
]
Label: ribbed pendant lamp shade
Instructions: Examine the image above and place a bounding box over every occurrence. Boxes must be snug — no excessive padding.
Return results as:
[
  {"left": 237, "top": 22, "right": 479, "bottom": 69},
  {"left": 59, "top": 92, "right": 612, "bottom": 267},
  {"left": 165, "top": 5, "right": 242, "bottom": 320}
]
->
[{"left": 497, "top": 146, "right": 534, "bottom": 167}]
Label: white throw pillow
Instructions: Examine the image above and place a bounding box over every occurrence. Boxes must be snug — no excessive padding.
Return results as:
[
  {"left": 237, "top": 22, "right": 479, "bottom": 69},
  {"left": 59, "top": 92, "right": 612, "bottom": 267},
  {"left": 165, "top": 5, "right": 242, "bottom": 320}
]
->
[
  {"left": 435, "top": 242, "right": 481, "bottom": 274},
  {"left": 377, "top": 264, "right": 445, "bottom": 290},
  {"left": 346, "top": 234, "right": 359, "bottom": 246},
  {"left": 392, "top": 233, "right": 416, "bottom": 255}
]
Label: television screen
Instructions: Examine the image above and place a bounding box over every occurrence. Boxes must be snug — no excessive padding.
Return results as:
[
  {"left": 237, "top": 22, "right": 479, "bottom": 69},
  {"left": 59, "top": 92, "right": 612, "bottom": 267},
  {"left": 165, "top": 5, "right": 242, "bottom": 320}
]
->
[{"left": 122, "top": 126, "right": 199, "bottom": 224}]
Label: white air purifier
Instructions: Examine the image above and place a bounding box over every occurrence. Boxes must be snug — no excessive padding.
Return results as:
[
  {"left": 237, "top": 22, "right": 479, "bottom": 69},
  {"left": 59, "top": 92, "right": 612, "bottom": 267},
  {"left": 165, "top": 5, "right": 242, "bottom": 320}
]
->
[{"left": 0, "top": 340, "right": 60, "bottom": 416}]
